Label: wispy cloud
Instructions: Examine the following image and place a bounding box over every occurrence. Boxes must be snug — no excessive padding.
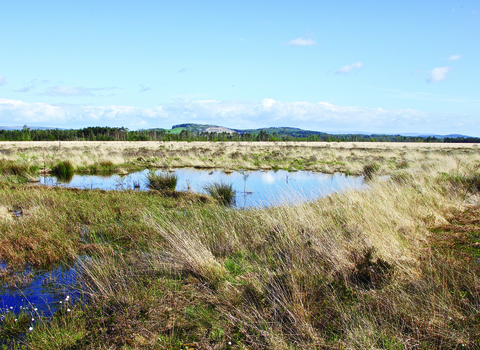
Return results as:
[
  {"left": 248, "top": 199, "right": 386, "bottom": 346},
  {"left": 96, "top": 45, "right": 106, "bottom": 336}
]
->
[
  {"left": 1, "top": 97, "right": 477, "bottom": 135},
  {"left": 447, "top": 55, "right": 462, "bottom": 61},
  {"left": 0, "top": 76, "right": 6, "bottom": 86},
  {"left": 42, "top": 86, "right": 117, "bottom": 97},
  {"left": 14, "top": 79, "right": 49, "bottom": 93},
  {"left": 334, "top": 62, "right": 363, "bottom": 74},
  {"left": 178, "top": 68, "right": 188, "bottom": 73},
  {"left": 363, "top": 85, "right": 479, "bottom": 103},
  {"left": 285, "top": 37, "right": 316, "bottom": 46},
  {"left": 14, "top": 85, "right": 36, "bottom": 93},
  {"left": 140, "top": 85, "right": 152, "bottom": 92},
  {"left": 427, "top": 67, "right": 451, "bottom": 83}
]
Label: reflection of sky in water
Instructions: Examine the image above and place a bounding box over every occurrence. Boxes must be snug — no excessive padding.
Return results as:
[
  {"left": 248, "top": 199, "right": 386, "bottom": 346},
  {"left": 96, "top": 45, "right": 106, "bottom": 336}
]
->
[
  {"left": 0, "top": 260, "right": 81, "bottom": 318},
  {"left": 40, "top": 169, "right": 364, "bottom": 208}
]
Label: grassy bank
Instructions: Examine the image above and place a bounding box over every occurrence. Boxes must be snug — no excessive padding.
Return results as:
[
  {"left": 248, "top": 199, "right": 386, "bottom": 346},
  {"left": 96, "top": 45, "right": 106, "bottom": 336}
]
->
[{"left": 0, "top": 145, "right": 480, "bottom": 349}]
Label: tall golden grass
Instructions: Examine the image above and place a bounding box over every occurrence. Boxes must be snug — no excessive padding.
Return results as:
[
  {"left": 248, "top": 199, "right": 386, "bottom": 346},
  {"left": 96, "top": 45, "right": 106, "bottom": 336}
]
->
[{"left": 1, "top": 140, "right": 479, "bottom": 174}]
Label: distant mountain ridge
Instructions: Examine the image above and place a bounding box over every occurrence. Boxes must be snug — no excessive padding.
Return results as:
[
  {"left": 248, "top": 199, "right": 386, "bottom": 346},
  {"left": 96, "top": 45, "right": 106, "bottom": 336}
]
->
[{"left": 171, "top": 123, "right": 471, "bottom": 139}]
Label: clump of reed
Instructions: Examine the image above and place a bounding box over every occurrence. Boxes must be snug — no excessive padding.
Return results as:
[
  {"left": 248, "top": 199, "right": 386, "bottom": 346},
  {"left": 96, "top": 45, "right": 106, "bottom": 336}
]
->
[
  {"left": 204, "top": 181, "right": 236, "bottom": 206},
  {"left": 362, "top": 162, "right": 380, "bottom": 180},
  {"left": 147, "top": 171, "right": 178, "bottom": 192},
  {"left": 51, "top": 160, "right": 74, "bottom": 181}
]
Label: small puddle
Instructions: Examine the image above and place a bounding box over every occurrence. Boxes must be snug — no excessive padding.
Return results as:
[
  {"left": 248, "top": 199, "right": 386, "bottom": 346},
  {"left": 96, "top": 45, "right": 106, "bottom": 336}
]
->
[
  {"left": 0, "top": 260, "right": 82, "bottom": 319},
  {"left": 40, "top": 169, "right": 364, "bottom": 208}
]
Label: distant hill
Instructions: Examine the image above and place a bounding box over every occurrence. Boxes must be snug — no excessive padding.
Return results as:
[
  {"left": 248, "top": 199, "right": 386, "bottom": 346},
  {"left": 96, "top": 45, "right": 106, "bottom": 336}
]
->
[
  {"left": 171, "top": 123, "right": 472, "bottom": 139},
  {"left": 172, "top": 123, "right": 237, "bottom": 134},
  {"left": 0, "top": 126, "right": 64, "bottom": 130}
]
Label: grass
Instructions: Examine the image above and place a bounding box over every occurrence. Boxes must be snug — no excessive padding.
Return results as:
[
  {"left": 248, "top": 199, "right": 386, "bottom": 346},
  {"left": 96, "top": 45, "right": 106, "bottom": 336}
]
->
[
  {"left": 204, "top": 181, "right": 236, "bottom": 206},
  {"left": 51, "top": 160, "right": 74, "bottom": 181},
  {"left": 147, "top": 171, "right": 178, "bottom": 192},
  {"left": 1, "top": 140, "right": 479, "bottom": 176},
  {"left": 0, "top": 142, "right": 480, "bottom": 348},
  {"left": 362, "top": 162, "right": 380, "bottom": 180}
]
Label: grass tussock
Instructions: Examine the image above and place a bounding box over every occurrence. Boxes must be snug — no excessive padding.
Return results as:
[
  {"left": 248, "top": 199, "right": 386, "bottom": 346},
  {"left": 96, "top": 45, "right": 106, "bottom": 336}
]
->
[
  {"left": 1, "top": 145, "right": 480, "bottom": 348},
  {"left": 204, "top": 181, "right": 236, "bottom": 206},
  {"left": 51, "top": 160, "right": 74, "bottom": 181},
  {"left": 147, "top": 171, "right": 178, "bottom": 192}
]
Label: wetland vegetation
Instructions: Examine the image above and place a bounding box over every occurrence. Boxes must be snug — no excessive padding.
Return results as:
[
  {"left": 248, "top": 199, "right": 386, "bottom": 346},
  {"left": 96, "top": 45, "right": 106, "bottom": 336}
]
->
[{"left": 1, "top": 141, "right": 480, "bottom": 349}]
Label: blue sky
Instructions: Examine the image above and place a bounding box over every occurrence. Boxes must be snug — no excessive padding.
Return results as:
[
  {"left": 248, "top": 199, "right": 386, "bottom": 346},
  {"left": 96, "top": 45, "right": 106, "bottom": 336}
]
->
[{"left": 0, "top": 0, "right": 479, "bottom": 135}]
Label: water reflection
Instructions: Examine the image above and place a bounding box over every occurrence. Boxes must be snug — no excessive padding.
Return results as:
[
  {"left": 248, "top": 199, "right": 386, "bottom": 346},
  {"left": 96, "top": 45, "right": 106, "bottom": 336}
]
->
[
  {"left": 40, "top": 168, "right": 364, "bottom": 208},
  {"left": 0, "top": 260, "right": 81, "bottom": 318}
]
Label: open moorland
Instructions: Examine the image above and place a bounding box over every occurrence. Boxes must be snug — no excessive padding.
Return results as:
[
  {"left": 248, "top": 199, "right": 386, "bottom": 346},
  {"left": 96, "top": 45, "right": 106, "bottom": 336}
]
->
[
  {"left": 1, "top": 141, "right": 480, "bottom": 349},
  {"left": 0, "top": 141, "right": 479, "bottom": 176}
]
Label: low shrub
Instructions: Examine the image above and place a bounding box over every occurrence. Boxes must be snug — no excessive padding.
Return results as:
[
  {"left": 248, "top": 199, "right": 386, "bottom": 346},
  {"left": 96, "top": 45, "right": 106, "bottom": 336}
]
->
[
  {"left": 147, "top": 171, "right": 177, "bottom": 192},
  {"left": 204, "top": 181, "right": 236, "bottom": 206}
]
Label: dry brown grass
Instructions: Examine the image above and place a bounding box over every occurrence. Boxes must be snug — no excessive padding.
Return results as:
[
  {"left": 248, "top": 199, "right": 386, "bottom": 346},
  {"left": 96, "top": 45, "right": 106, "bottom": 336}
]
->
[{"left": 1, "top": 141, "right": 479, "bottom": 175}]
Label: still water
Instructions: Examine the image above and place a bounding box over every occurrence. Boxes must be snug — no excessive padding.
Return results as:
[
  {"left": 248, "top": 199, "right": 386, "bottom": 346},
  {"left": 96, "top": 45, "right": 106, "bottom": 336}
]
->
[
  {"left": 0, "top": 260, "right": 81, "bottom": 319},
  {"left": 40, "top": 168, "right": 364, "bottom": 208}
]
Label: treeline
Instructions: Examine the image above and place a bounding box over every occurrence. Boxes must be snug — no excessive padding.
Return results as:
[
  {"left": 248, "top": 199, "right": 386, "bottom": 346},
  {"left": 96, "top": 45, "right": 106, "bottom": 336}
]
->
[{"left": 1, "top": 125, "right": 479, "bottom": 143}]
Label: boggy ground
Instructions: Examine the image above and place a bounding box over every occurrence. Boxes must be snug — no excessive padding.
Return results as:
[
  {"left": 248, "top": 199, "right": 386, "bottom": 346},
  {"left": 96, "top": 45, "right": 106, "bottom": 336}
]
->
[
  {"left": 0, "top": 143, "right": 480, "bottom": 349},
  {"left": 1, "top": 141, "right": 479, "bottom": 176}
]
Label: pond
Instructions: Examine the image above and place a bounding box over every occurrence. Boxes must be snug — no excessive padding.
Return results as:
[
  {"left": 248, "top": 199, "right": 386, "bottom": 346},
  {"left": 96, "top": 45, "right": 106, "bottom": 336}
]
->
[{"left": 39, "top": 168, "right": 364, "bottom": 208}]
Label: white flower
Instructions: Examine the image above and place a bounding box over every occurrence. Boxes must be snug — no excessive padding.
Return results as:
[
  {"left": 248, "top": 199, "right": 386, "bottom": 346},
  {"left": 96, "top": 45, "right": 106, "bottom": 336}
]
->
[
  {"left": 67, "top": 308, "right": 71, "bottom": 312},
  {"left": 14, "top": 319, "right": 17, "bottom": 322},
  {"left": 29, "top": 327, "right": 33, "bottom": 331},
  {"left": 34, "top": 308, "right": 37, "bottom": 311},
  {"left": 228, "top": 342, "right": 232, "bottom": 345},
  {"left": 9, "top": 307, "right": 13, "bottom": 310}
]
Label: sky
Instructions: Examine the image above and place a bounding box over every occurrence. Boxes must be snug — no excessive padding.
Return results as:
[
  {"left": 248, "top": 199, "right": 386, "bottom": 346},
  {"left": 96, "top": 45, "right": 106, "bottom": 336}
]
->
[{"left": 0, "top": 0, "right": 479, "bottom": 135}]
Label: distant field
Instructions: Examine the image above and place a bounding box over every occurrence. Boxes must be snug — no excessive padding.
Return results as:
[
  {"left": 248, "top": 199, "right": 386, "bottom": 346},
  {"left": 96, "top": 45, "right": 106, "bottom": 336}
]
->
[{"left": 1, "top": 141, "right": 479, "bottom": 176}]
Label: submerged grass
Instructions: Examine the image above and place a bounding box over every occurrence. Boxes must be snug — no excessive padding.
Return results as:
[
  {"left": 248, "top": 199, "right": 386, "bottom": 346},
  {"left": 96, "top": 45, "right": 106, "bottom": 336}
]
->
[{"left": 1, "top": 144, "right": 480, "bottom": 348}]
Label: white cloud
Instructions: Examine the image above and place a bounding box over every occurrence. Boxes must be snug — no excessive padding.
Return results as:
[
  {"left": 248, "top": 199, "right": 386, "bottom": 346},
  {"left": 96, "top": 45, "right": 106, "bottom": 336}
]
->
[
  {"left": 1, "top": 97, "right": 477, "bottom": 135},
  {"left": 262, "top": 98, "right": 276, "bottom": 109},
  {"left": 447, "top": 55, "right": 462, "bottom": 61},
  {"left": 427, "top": 67, "right": 451, "bottom": 83},
  {"left": 42, "top": 86, "right": 117, "bottom": 97},
  {"left": 334, "top": 62, "right": 363, "bottom": 74},
  {"left": 0, "top": 98, "right": 168, "bottom": 127},
  {"left": 0, "top": 75, "right": 6, "bottom": 86},
  {"left": 285, "top": 38, "right": 316, "bottom": 46}
]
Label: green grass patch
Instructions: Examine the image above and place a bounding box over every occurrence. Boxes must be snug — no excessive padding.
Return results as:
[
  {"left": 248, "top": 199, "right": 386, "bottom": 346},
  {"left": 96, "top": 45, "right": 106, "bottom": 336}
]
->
[{"left": 147, "top": 171, "right": 178, "bottom": 192}]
